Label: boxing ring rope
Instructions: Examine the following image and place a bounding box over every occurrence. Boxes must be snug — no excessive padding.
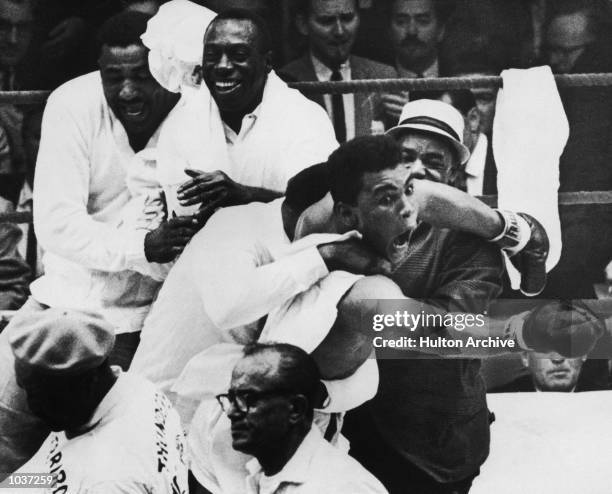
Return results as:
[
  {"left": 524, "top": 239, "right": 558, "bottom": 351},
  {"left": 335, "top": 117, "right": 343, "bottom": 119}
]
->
[
  {"left": 3, "top": 73, "right": 612, "bottom": 105},
  {"left": 2, "top": 72, "right": 612, "bottom": 225},
  {"left": 290, "top": 73, "right": 612, "bottom": 94}
]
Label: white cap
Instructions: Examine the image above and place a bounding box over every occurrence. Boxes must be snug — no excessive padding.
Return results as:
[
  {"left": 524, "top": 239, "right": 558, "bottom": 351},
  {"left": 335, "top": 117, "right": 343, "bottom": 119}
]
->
[{"left": 386, "top": 99, "right": 471, "bottom": 165}]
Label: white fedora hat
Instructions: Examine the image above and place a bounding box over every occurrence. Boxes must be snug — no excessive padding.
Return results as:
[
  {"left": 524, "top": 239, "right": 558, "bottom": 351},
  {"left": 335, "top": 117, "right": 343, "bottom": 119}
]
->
[{"left": 386, "top": 99, "right": 471, "bottom": 165}]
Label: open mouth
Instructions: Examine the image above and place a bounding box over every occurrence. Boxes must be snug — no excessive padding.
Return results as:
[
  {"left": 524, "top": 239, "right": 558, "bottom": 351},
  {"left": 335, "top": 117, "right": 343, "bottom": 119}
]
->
[
  {"left": 120, "top": 101, "right": 147, "bottom": 120},
  {"left": 215, "top": 80, "right": 241, "bottom": 94},
  {"left": 392, "top": 229, "right": 413, "bottom": 249}
]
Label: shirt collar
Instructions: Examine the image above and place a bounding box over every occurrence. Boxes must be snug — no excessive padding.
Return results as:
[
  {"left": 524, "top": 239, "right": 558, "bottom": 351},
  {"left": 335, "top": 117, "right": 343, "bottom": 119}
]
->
[
  {"left": 310, "top": 52, "right": 351, "bottom": 81},
  {"left": 245, "top": 426, "right": 323, "bottom": 492},
  {"left": 396, "top": 58, "right": 439, "bottom": 78},
  {"left": 464, "top": 132, "right": 488, "bottom": 178}
]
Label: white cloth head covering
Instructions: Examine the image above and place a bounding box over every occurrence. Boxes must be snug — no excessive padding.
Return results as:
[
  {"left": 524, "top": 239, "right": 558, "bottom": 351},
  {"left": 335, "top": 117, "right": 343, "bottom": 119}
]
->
[{"left": 141, "top": 0, "right": 217, "bottom": 93}]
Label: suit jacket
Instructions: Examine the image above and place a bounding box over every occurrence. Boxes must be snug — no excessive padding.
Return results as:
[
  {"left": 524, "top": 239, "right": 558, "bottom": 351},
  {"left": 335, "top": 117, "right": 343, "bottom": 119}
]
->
[
  {"left": 0, "top": 199, "right": 30, "bottom": 310},
  {"left": 279, "top": 54, "right": 397, "bottom": 137}
]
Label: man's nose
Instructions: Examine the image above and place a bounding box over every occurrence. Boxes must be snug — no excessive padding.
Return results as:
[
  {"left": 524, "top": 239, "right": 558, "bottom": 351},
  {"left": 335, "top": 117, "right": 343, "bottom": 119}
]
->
[
  {"left": 408, "top": 160, "right": 427, "bottom": 180},
  {"left": 405, "top": 19, "right": 418, "bottom": 37},
  {"left": 216, "top": 52, "right": 233, "bottom": 71},
  {"left": 227, "top": 401, "right": 244, "bottom": 419},
  {"left": 332, "top": 18, "right": 346, "bottom": 37},
  {"left": 399, "top": 191, "right": 418, "bottom": 224},
  {"left": 118, "top": 80, "right": 138, "bottom": 100},
  {"left": 550, "top": 356, "right": 566, "bottom": 365}
]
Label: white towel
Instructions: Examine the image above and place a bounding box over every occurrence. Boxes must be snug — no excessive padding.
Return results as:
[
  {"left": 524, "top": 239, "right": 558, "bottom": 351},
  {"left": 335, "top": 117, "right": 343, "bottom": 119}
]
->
[
  {"left": 141, "top": 0, "right": 216, "bottom": 93},
  {"left": 493, "top": 66, "right": 568, "bottom": 289}
]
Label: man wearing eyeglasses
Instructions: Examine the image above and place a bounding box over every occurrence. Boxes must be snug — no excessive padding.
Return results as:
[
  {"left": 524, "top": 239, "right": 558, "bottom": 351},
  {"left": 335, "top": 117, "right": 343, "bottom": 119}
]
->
[{"left": 215, "top": 342, "right": 387, "bottom": 494}]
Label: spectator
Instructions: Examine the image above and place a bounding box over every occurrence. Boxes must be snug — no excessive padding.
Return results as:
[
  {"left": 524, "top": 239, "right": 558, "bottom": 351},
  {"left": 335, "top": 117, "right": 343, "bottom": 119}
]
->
[
  {"left": 543, "top": 0, "right": 612, "bottom": 192},
  {"left": 388, "top": 0, "right": 452, "bottom": 78},
  {"left": 379, "top": 0, "right": 454, "bottom": 122},
  {"left": 542, "top": 0, "right": 612, "bottom": 299},
  {"left": 442, "top": 0, "right": 544, "bottom": 71},
  {"left": 216, "top": 342, "right": 388, "bottom": 493},
  {"left": 122, "top": 0, "right": 167, "bottom": 16},
  {"left": 0, "top": 0, "right": 34, "bottom": 90},
  {"left": 493, "top": 351, "right": 588, "bottom": 392},
  {"left": 0, "top": 212, "right": 29, "bottom": 311},
  {"left": 0, "top": 10, "right": 194, "bottom": 475},
  {"left": 280, "top": 0, "right": 397, "bottom": 141},
  {"left": 490, "top": 300, "right": 608, "bottom": 392},
  {"left": 0, "top": 0, "right": 35, "bottom": 205},
  {"left": 8, "top": 308, "right": 188, "bottom": 492},
  {"left": 153, "top": 8, "right": 337, "bottom": 223}
]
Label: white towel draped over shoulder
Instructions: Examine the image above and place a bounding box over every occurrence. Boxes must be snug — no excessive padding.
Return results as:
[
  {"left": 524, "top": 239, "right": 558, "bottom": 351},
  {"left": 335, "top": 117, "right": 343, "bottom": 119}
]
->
[
  {"left": 141, "top": 0, "right": 216, "bottom": 93},
  {"left": 493, "top": 66, "right": 568, "bottom": 289}
]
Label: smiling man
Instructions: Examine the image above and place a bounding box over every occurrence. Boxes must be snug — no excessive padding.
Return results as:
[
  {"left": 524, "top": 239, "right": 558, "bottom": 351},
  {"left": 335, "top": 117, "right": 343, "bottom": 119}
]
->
[
  {"left": 0, "top": 11, "right": 196, "bottom": 475},
  {"left": 155, "top": 9, "right": 336, "bottom": 221},
  {"left": 280, "top": 0, "right": 397, "bottom": 141}
]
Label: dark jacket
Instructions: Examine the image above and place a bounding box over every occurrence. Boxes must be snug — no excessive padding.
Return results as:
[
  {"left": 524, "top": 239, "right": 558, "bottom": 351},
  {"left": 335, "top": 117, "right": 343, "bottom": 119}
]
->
[{"left": 279, "top": 54, "right": 398, "bottom": 137}]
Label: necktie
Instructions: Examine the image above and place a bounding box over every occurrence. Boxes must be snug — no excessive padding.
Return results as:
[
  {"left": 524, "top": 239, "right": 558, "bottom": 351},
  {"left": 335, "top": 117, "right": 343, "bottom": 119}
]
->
[{"left": 330, "top": 68, "right": 346, "bottom": 143}]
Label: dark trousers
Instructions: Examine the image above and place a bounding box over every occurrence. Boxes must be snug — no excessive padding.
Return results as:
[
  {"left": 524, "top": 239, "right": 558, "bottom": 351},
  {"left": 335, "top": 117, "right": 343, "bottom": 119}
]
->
[{"left": 343, "top": 407, "right": 479, "bottom": 494}]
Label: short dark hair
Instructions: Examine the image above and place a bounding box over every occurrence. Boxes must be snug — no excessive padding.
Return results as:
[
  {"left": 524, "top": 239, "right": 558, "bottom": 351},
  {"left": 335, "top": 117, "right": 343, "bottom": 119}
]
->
[
  {"left": 206, "top": 8, "right": 272, "bottom": 54},
  {"left": 546, "top": 0, "right": 601, "bottom": 39},
  {"left": 97, "top": 11, "right": 152, "bottom": 52},
  {"left": 285, "top": 162, "right": 330, "bottom": 216},
  {"left": 328, "top": 135, "right": 403, "bottom": 205},
  {"left": 387, "top": 0, "right": 456, "bottom": 25},
  {"left": 296, "top": 0, "right": 358, "bottom": 17},
  {"left": 242, "top": 343, "right": 321, "bottom": 419}
]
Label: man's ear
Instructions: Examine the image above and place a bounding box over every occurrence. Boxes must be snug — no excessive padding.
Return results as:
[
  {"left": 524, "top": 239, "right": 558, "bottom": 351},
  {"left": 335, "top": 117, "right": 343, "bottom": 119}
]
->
[
  {"left": 436, "top": 24, "right": 446, "bottom": 44},
  {"left": 296, "top": 13, "right": 310, "bottom": 37},
  {"left": 333, "top": 201, "right": 359, "bottom": 232},
  {"left": 264, "top": 50, "right": 273, "bottom": 74},
  {"left": 520, "top": 351, "right": 530, "bottom": 368},
  {"left": 288, "top": 395, "right": 309, "bottom": 424},
  {"left": 467, "top": 106, "right": 481, "bottom": 134}
]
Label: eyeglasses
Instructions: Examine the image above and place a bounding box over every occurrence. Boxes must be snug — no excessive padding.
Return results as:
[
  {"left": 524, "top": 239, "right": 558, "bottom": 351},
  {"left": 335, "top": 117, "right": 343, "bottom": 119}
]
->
[{"left": 216, "top": 389, "right": 290, "bottom": 414}]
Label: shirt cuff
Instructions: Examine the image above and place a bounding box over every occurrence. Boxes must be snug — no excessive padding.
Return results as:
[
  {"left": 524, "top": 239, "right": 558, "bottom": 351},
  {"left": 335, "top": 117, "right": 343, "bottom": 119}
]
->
[
  {"left": 124, "top": 228, "right": 149, "bottom": 266},
  {"left": 285, "top": 246, "right": 329, "bottom": 292}
]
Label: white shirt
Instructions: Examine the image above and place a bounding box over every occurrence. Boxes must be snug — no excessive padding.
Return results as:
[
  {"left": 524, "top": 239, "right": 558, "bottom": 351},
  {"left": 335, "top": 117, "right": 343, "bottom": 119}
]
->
[
  {"left": 310, "top": 54, "right": 356, "bottom": 141},
  {"left": 10, "top": 371, "right": 188, "bottom": 494},
  {"left": 131, "top": 200, "right": 329, "bottom": 393},
  {"left": 132, "top": 199, "right": 377, "bottom": 412},
  {"left": 30, "top": 72, "right": 168, "bottom": 334},
  {"left": 465, "top": 132, "right": 488, "bottom": 196},
  {"left": 245, "top": 427, "right": 387, "bottom": 494}
]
